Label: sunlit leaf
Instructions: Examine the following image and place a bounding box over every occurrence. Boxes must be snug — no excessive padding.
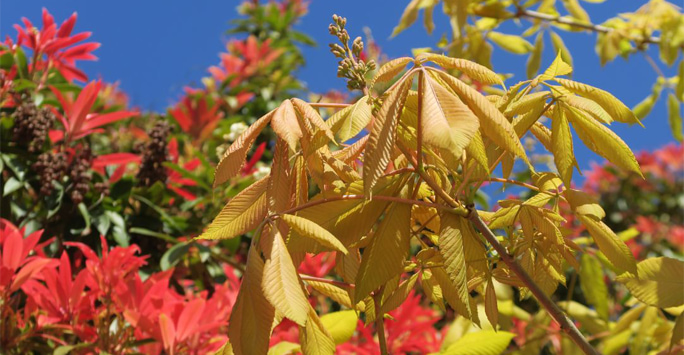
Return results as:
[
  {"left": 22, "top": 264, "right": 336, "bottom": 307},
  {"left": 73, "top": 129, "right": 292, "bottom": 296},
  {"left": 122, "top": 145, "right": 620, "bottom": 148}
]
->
[{"left": 616, "top": 257, "right": 684, "bottom": 308}]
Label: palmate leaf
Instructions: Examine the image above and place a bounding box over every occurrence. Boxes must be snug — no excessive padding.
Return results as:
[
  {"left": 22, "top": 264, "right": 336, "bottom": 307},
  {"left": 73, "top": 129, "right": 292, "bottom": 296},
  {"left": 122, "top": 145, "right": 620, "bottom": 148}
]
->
[
  {"left": 616, "top": 257, "right": 684, "bottom": 308},
  {"left": 420, "top": 71, "right": 480, "bottom": 158},
  {"left": 262, "top": 230, "right": 310, "bottom": 326},
  {"left": 355, "top": 203, "right": 412, "bottom": 301},
  {"left": 198, "top": 177, "right": 269, "bottom": 240},
  {"left": 364, "top": 73, "right": 414, "bottom": 196},
  {"left": 438, "top": 213, "right": 472, "bottom": 319},
  {"left": 280, "top": 214, "right": 348, "bottom": 254},
  {"left": 555, "top": 78, "right": 642, "bottom": 126},
  {"left": 228, "top": 247, "right": 275, "bottom": 355},
  {"left": 326, "top": 95, "right": 373, "bottom": 142},
  {"left": 214, "top": 110, "right": 274, "bottom": 186},
  {"left": 578, "top": 215, "right": 637, "bottom": 275},
  {"left": 435, "top": 70, "right": 529, "bottom": 163}
]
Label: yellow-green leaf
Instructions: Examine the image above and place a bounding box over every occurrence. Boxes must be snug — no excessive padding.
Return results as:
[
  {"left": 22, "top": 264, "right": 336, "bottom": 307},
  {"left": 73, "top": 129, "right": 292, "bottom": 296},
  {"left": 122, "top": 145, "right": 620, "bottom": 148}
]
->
[
  {"left": 549, "top": 31, "right": 573, "bottom": 68},
  {"left": 320, "top": 310, "right": 358, "bottom": 345},
  {"left": 299, "top": 306, "right": 336, "bottom": 355},
  {"left": 539, "top": 51, "right": 573, "bottom": 82},
  {"left": 671, "top": 312, "right": 684, "bottom": 352},
  {"left": 668, "top": 93, "right": 683, "bottom": 142},
  {"left": 306, "top": 280, "right": 355, "bottom": 309},
  {"left": 564, "top": 188, "right": 605, "bottom": 219},
  {"left": 214, "top": 341, "right": 234, "bottom": 355},
  {"left": 566, "top": 106, "right": 642, "bottom": 176},
  {"left": 561, "top": 0, "right": 590, "bottom": 23},
  {"left": 229, "top": 247, "right": 275, "bottom": 355},
  {"left": 527, "top": 32, "right": 544, "bottom": 79},
  {"left": 380, "top": 273, "right": 420, "bottom": 314},
  {"left": 438, "top": 213, "right": 472, "bottom": 319},
  {"left": 392, "top": 0, "right": 421, "bottom": 37},
  {"left": 326, "top": 95, "right": 373, "bottom": 142},
  {"left": 551, "top": 107, "right": 575, "bottom": 186},
  {"left": 580, "top": 254, "right": 609, "bottom": 320},
  {"left": 441, "top": 330, "right": 515, "bottom": 355},
  {"left": 556, "top": 78, "right": 641, "bottom": 125},
  {"left": 364, "top": 74, "right": 413, "bottom": 196},
  {"left": 215, "top": 110, "right": 274, "bottom": 186},
  {"left": 355, "top": 203, "right": 412, "bottom": 301},
  {"left": 263, "top": 231, "right": 310, "bottom": 326},
  {"left": 281, "top": 214, "right": 348, "bottom": 254},
  {"left": 616, "top": 257, "right": 684, "bottom": 308},
  {"left": 199, "top": 177, "right": 269, "bottom": 240},
  {"left": 268, "top": 342, "right": 300, "bottom": 355},
  {"left": 578, "top": 215, "right": 637, "bottom": 275},
  {"left": 488, "top": 32, "right": 534, "bottom": 54}
]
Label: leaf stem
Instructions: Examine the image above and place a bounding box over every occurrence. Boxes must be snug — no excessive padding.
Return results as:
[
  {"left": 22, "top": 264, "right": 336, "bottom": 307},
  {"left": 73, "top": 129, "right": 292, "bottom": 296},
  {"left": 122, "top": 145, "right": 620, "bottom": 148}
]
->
[
  {"left": 467, "top": 209, "right": 600, "bottom": 355},
  {"left": 373, "top": 286, "right": 389, "bottom": 355}
]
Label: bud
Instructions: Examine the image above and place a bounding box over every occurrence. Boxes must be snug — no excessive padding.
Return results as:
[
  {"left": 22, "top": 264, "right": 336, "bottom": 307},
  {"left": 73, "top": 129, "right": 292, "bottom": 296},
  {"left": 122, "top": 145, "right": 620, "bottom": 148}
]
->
[
  {"left": 352, "top": 37, "right": 364, "bottom": 56},
  {"left": 328, "top": 24, "right": 338, "bottom": 35}
]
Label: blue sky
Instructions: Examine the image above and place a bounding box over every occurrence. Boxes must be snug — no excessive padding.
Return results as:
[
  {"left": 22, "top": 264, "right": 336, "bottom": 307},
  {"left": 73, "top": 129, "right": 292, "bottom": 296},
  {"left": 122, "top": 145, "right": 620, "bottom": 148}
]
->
[{"left": 2, "top": 1, "right": 680, "bottom": 172}]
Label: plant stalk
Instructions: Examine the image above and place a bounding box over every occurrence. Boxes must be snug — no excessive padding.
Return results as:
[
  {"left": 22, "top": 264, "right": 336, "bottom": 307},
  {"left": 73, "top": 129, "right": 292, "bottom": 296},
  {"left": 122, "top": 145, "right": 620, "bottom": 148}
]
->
[
  {"left": 467, "top": 210, "right": 600, "bottom": 355},
  {"left": 373, "top": 287, "right": 389, "bottom": 355}
]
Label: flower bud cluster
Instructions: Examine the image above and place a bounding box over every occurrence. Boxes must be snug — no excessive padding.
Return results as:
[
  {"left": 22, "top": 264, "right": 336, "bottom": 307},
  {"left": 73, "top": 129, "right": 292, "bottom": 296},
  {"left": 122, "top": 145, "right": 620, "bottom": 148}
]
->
[
  {"left": 328, "top": 15, "right": 376, "bottom": 91},
  {"left": 137, "top": 121, "right": 171, "bottom": 187}
]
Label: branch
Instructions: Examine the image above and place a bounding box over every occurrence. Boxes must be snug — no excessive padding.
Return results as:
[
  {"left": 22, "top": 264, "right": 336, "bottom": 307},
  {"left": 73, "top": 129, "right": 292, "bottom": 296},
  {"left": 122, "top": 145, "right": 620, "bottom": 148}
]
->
[
  {"left": 467, "top": 209, "right": 600, "bottom": 355},
  {"left": 373, "top": 286, "right": 389, "bottom": 355},
  {"left": 518, "top": 8, "right": 661, "bottom": 45}
]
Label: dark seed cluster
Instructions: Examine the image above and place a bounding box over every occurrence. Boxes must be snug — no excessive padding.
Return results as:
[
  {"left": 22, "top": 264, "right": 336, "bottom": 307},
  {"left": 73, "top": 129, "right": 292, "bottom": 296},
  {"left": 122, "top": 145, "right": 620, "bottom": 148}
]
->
[
  {"left": 11, "top": 100, "right": 54, "bottom": 153},
  {"left": 33, "top": 151, "right": 68, "bottom": 196},
  {"left": 68, "top": 147, "right": 93, "bottom": 205},
  {"left": 137, "top": 121, "right": 170, "bottom": 187}
]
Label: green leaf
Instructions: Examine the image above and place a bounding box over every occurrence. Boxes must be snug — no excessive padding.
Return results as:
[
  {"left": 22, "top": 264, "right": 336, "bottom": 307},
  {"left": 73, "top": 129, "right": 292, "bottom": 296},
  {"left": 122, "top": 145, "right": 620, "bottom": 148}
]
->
[
  {"left": 488, "top": 32, "right": 534, "bottom": 54},
  {"left": 160, "top": 242, "right": 191, "bottom": 270},
  {"left": 3, "top": 177, "right": 23, "bottom": 196},
  {"left": 616, "top": 257, "right": 684, "bottom": 308},
  {"left": 441, "top": 330, "right": 515, "bottom": 355},
  {"left": 320, "top": 310, "right": 358, "bottom": 345}
]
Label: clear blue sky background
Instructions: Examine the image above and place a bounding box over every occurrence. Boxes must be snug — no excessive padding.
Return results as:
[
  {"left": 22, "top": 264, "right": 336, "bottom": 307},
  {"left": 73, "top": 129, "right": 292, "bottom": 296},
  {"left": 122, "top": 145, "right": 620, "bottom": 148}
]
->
[{"left": 2, "top": 1, "right": 680, "bottom": 173}]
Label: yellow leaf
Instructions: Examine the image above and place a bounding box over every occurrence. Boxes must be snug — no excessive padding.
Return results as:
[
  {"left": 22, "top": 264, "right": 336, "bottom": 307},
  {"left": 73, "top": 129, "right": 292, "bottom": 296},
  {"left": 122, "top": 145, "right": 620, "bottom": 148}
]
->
[
  {"left": 422, "top": 53, "right": 503, "bottom": 85},
  {"left": 336, "top": 250, "right": 361, "bottom": 284},
  {"left": 616, "top": 257, "right": 684, "bottom": 308},
  {"left": 421, "top": 268, "right": 446, "bottom": 311},
  {"left": 320, "top": 310, "right": 358, "bottom": 345},
  {"left": 563, "top": 95, "right": 612, "bottom": 124},
  {"left": 505, "top": 91, "right": 550, "bottom": 119},
  {"left": 578, "top": 215, "right": 637, "bottom": 275},
  {"left": 558, "top": 301, "right": 609, "bottom": 335},
  {"left": 268, "top": 139, "right": 293, "bottom": 214},
  {"left": 549, "top": 31, "right": 573, "bottom": 68},
  {"left": 556, "top": 78, "right": 641, "bottom": 126},
  {"left": 561, "top": 0, "right": 590, "bottom": 23},
  {"left": 433, "top": 265, "right": 479, "bottom": 324},
  {"left": 671, "top": 312, "right": 684, "bottom": 352},
  {"left": 272, "top": 99, "right": 303, "bottom": 153},
  {"left": 579, "top": 254, "right": 609, "bottom": 320},
  {"left": 441, "top": 330, "right": 515, "bottom": 355},
  {"left": 668, "top": 93, "right": 683, "bottom": 142},
  {"left": 539, "top": 51, "right": 573, "bottom": 82},
  {"left": 355, "top": 203, "right": 412, "bottom": 301},
  {"left": 435, "top": 70, "right": 528, "bottom": 163},
  {"left": 527, "top": 32, "right": 543, "bottom": 79},
  {"left": 307, "top": 280, "right": 356, "bottom": 309},
  {"left": 438, "top": 213, "right": 472, "bottom": 319},
  {"left": 229, "top": 247, "right": 275, "bottom": 355},
  {"left": 380, "top": 273, "right": 420, "bottom": 314},
  {"left": 677, "top": 60, "right": 684, "bottom": 101},
  {"left": 281, "top": 214, "right": 348, "bottom": 254},
  {"left": 364, "top": 73, "right": 414, "bottom": 196},
  {"left": 263, "top": 231, "right": 310, "bottom": 326},
  {"left": 565, "top": 106, "right": 642, "bottom": 176},
  {"left": 199, "top": 177, "right": 269, "bottom": 240},
  {"left": 213, "top": 341, "right": 234, "bottom": 355},
  {"left": 484, "top": 280, "right": 499, "bottom": 329},
  {"left": 214, "top": 110, "right": 273, "bottom": 186},
  {"left": 488, "top": 32, "right": 534, "bottom": 54},
  {"left": 551, "top": 107, "right": 575, "bottom": 186},
  {"left": 326, "top": 95, "right": 373, "bottom": 142},
  {"left": 268, "top": 342, "right": 300, "bottom": 355},
  {"left": 392, "top": 0, "right": 421, "bottom": 37},
  {"left": 420, "top": 72, "right": 480, "bottom": 158},
  {"left": 299, "top": 306, "right": 336, "bottom": 355},
  {"left": 563, "top": 188, "right": 605, "bottom": 219}
]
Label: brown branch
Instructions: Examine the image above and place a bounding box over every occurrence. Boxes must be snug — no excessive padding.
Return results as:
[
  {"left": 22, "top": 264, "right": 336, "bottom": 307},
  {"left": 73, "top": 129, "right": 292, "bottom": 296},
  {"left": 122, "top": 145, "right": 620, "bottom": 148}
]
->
[
  {"left": 467, "top": 210, "right": 600, "bottom": 355},
  {"left": 373, "top": 286, "right": 389, "bottom": 355}
]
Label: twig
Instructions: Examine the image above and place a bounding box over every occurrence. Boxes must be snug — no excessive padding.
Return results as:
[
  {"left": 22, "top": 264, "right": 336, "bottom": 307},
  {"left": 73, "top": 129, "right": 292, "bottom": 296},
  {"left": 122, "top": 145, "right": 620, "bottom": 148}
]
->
[{"left": 373, "top": 286, "right": 389, "bottom": 355}]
